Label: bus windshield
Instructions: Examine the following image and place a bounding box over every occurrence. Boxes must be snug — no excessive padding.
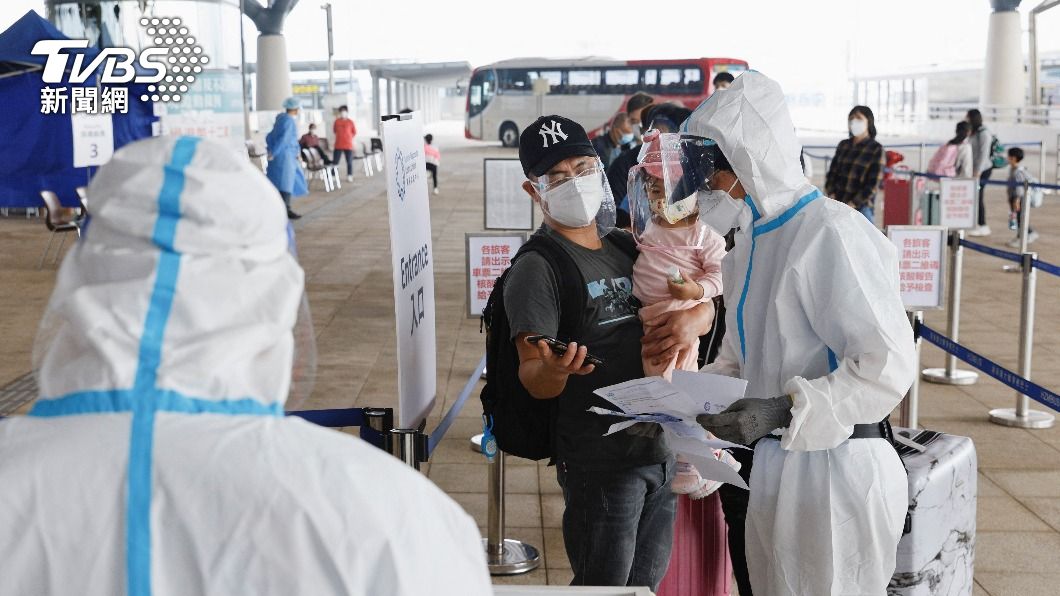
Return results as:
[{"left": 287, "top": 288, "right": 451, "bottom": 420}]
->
[{"left": 469, "top": 69, "right": 496, "bottom": 117}]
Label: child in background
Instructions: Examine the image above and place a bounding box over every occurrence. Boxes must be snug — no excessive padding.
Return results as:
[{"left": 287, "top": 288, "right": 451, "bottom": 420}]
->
[
  {"left": 1006, "top": 147, "right": 1039, "bottom": 246},
  {"left": 630, "top": 133, "right": 739, "bottom": 498},
  {"left": 424, "top": 134, "right": 441, "bottom": 194}
]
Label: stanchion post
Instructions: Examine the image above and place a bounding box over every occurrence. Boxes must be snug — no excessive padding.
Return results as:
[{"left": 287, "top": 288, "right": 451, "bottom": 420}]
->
[
  {"left": 901, "top": 310, "right": 923, "bottom": 429},
  {"left": 362, "top": 407, "right": 393, "bottom": 449},
  {"left": 918, "top": 142, "right": 926, "bottom": 172},
  {"left": 989, "top": 251, "right": 1055, "bottom": 429},
  {"left": 389, "top": 429, "right": 424, "bottom": 470},
  {"left": 482, "top": 453, "right": 541, "bottom": 575},
  {"left": 1039, "top": 140, "right": 1046, "bottom": 186},
  {"left": 1018, "top": 179, "right": 1033, "bottom": 255},
  {"left": 922, "top": 230, "right": 978, "bottom": 385}
]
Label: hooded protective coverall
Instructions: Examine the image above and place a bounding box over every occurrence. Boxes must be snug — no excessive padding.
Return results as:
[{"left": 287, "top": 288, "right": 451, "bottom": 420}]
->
[
  {"left": 0, "top": 136, "right": 491, "bottom": 596},
  {"left": 266, "top": 111, "right": 309, "bottom": 197},
  {"left": 685, "top": 72, "right": 916, "bottom": 595}
]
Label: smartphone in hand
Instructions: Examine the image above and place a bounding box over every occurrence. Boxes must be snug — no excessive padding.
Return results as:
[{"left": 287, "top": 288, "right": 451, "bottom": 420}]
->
[{"left": 525, "top": 335, "right": 605, "bottom": 367}]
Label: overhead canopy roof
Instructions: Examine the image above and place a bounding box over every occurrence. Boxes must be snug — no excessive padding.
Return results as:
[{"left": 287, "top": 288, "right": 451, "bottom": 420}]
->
[{"left": 246, "top": 59, "right": 471, "bottom": 87}]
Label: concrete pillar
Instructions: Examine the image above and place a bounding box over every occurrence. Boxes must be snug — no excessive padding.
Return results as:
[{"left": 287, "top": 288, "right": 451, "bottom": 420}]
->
[
  {"left": 982, "top": 1, "right": 1026, "bottom": 108},
  {"left": 255, "top": 34, "right": 292, "bottom": 110},
  {"left": 386, "top": 78, "right": 394, "bottom": 115},
  {"left": 372, "top": 72, "right": 381, "bottom": 129}
]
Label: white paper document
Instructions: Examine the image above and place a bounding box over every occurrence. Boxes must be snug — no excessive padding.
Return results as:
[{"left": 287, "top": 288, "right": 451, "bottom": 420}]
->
[{"left": 590, "top": 372, "right": 751, "bottom": 490}]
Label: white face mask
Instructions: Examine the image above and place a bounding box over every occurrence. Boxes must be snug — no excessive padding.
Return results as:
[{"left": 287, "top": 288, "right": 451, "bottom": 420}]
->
[
  {"left": 539, "top": 171, "right": 605, "bottom": 229},
  {"left": 849, "top": 118, "right": 868, "bottom": 137},
  {"left": 697, "top": 178, "right": 745, "bottom": 235},
  {"left": 651, "top": 193, "right": 698, "bottom": 225},
  {"left": 339, "top": 111, "right": 348, "bottom": 117}
]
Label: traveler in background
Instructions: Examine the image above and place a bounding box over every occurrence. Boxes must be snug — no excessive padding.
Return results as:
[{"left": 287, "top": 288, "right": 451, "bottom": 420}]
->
[
  {"left": 266, "top": 96, "right": 307, "bottom": 220},
  {"left": 627, "top": 92, "right": 655, "bottom": 141},
  {"left": 593, "top": 112, "right": 635, "bottom": 169},
  {"left": 424, "top": 134, "right": 441, "bottom": 194},
  {"left": 966, "top": 109, "right": 994, "bottom": 236},
  {"left": 1006, "top": 147, "right": 1039, "bottom": 246},
  {"left": 333, "top": 105, "right": 357, "bottom": 182},
  {"left": 712, "top": 71, "right": 735, "bottom": 92},
  {"left": 824, "top": 106, "right": 884, "bottom": 223},
  {"left": 299, "top": 123, "right": 332, "bottom": 164},
  {"left": 608, "top": 103, "right": 692, "bottom": 229},
  {"left": 509, "top": 115, "right": 715, "bottom": 589},
  {"left": 927, "top": 122, "right": 973, "bottom": 178}
]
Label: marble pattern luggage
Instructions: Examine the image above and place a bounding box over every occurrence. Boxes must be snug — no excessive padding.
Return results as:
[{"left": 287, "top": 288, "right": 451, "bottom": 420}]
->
[
  {"left": 656, "top": 492, "right": 732, "bottom": 596},
  {"left": 888, "top": 428, "right": 977, "bottom": 596}
]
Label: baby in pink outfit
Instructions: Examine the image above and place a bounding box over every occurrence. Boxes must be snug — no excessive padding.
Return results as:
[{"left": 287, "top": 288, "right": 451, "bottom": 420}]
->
[
  {"left": 629, "top": 136, "right": 738, "bottom": 499},
  {"left": 633, "top": 220, "right": 725, "bottom": 379}
]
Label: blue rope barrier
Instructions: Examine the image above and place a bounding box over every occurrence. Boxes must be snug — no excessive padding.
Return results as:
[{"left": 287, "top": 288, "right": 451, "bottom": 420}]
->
[
  {"left": 1034, "top": 258, "right": 1060, "bottom": 278},
  {"left": 286, "top": 407, "right": 386, "bottom": 449},
  {"left": 959, "top": 239, "right": 1023, "bottom": 264},
  {"left": 919, "top": 324, "right": 1060, "bottom": 413},
  {"left": 427, "top": 353, "right": 486, "bottom": 456}
]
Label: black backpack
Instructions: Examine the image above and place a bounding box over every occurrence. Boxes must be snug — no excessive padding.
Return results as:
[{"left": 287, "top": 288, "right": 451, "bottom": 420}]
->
[{"left": 479, "top": 230, "right": 637, "bottom": 461}]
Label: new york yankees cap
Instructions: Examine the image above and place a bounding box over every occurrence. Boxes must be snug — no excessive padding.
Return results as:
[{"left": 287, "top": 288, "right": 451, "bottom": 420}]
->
[{"left": 518, "top": 115, "right": 597, "bottom": 178}]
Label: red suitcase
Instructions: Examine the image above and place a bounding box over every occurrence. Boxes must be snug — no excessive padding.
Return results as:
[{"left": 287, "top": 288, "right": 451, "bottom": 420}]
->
[{"left": 656, "top": 492, "right": 732, "bottom": 596}]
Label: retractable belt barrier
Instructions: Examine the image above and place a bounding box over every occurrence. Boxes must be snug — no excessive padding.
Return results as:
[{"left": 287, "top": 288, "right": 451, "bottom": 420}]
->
[
  {"left": 289, "top": 354, "right": 488, "bottom": 468},
  {"left": 917, "top": 322, "right": 1060, "bottom": 414}
]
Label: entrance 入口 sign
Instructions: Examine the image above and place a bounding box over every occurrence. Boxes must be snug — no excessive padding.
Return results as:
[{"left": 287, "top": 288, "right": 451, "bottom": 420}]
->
[
  {"left": 382, "top": 112, "right": 436, "bottom": 428},
  {"left": 466, "top": 233, "right": 526, "bottom": 318},
  {"left": 484, "top": 158, "right": 534, "bottom": 230},
  {"left": 71, "top": 112, "right": 114, "bottom": 167},
  {"left": 888, "top": 226, "right": 947, "bottom": 310},
  {"left": 939, "top": 178, "right": 978, "bottom": 230}
]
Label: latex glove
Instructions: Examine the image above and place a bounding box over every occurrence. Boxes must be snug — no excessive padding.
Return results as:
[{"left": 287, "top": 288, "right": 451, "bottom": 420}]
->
[{"left": 696, "top": 396, "right": 793, "bottom": 445}]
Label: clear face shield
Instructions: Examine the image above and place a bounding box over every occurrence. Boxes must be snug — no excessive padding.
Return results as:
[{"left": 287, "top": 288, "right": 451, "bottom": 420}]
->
[
  {"left": 626, "top": 131, "right": 717, "bottom": 249},
  {"left": 534, "top": 157, "right": 617, "bottom": 238}
]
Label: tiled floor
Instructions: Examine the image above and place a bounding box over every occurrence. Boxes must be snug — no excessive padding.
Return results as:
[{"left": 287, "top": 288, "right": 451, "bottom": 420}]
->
[{"left": 1, "top": 123, "right": 1058, "bottom": 594}]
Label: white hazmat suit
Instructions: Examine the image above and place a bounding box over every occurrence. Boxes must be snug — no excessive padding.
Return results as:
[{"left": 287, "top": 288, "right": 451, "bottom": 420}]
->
[
  {"left": 687, "top": 73, "right": 916, "bottom": 595},
  {"left": 0, "top": 136, "right": 491, "bottom": 596}
]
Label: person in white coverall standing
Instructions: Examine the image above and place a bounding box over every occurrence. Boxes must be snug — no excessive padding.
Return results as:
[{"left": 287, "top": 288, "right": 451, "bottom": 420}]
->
[
  {"left": 0, "top": 135, "right": 491, "bottom": 596},
  {"left": 688, "top": 72, "right": 916, "bottom": 595}
]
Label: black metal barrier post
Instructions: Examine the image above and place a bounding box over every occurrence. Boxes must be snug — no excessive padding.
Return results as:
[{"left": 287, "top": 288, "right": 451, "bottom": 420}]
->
[
  {"left": 922, "top": 230, "right": 979, "bottom": 386},
  {"left": 989, "top": 251, "right": 1056, "bottom": 429}
]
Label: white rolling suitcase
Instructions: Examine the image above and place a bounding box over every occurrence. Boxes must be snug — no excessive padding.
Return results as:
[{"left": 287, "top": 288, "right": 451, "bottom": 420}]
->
[{"left": 888, "top": 428, "right": 977, "bottom": 596}]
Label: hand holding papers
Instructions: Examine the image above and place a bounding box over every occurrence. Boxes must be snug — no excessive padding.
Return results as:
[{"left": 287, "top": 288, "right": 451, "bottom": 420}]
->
[{"left": 591, "top": 371, "right": 751, "bottom": 489}]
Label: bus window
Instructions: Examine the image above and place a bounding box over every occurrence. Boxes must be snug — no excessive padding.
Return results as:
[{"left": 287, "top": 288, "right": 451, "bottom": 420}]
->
[
  {"left": 499, "top": 69, "right": 531, "bottom": 92},
  {"left": 568, "top": 69, "right": 601, "bottom": 95},
  {"left": 684, "top": 68, "right": 703, "bottom": 94},
  {"left": 660, "top": 68, "right": 682, "bottom": 93},
  {"left": 643, "top": 69, "right": 658, "bottom": 92},
  {"left": 605, "top": 69, "right": 639, "bottom": 94},
  {"left": 469, "top": 69, "right": 495, "bottom": 117}
]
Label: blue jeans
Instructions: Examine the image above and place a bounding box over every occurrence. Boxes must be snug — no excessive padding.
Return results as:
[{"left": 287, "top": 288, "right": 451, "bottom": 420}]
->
[
  {"left": 557, "top": 459, "right": 677, "bottom": 589},
  {"left": 332, "top": 149, "right": 353, "bottom": 176}
]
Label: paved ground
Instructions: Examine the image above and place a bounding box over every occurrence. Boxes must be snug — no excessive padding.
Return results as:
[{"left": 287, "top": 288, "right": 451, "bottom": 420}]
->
[{"left": 1, "top": 122, "right": 1059, "bottom": 594}]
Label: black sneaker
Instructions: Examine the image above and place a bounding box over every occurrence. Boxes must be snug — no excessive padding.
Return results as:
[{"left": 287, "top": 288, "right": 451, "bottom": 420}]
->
[{"left": 287, "top": 210, "right": 302, "bottom": 220}]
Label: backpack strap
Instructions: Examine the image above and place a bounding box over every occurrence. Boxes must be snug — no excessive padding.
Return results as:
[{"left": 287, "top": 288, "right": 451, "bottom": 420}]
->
[{"left": 517, "top": 234, "right": 588, "bottom": 341}]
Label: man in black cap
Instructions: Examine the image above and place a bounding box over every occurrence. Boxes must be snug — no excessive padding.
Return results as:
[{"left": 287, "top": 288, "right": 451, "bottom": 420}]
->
[{"left": 503, "top": 115, "right": 715, "bottom": 589}]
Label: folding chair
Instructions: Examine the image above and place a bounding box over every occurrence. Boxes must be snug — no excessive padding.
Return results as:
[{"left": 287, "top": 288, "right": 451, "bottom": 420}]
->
[
  {"left": 246, "top": 141, "right": 268, "bottom": 171},
  {"left": 38, "top": 190, "right": 82, "bottom": 269},
  {"left": 300, "top": 148, "right": 339, "bottom": 192}
]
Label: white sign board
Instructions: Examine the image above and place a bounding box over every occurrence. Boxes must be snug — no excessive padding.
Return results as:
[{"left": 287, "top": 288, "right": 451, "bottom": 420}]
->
[
  {"left": 484, "top": 158, "right": 534, "bottom": 230},
  {"left": 888, "top": 226, "right": 947, "bottom": 310},
  {"left": 939, "top": 178, "right": 978, "bottom": 230},
  {"left": 382, "top": 112, "right": 437, "bottom": 427},
  {"left": 466, "top": 233, "right": 526, "bottom": 318},
  {"left": 71, "top": 112, "right": 114, "bottom": 167}
]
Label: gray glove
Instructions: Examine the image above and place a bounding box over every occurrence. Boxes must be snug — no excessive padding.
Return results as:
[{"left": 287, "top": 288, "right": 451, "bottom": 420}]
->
[{"left": 696, "top": 396, "right": 793, "bottom": 445}]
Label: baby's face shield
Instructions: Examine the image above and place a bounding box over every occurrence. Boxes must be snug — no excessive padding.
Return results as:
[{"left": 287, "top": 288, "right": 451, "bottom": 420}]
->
[
  {"left": 534, "top": 157, "right": 617, "bottom": 238},
  {"left": 627, "top": 132, "right": 717, "bottom": 246}
]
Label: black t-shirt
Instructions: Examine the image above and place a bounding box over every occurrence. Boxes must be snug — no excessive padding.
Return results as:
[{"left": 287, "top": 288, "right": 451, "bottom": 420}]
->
[{"left": 503, "top": 225, "right": 670, "bottom": 471}]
